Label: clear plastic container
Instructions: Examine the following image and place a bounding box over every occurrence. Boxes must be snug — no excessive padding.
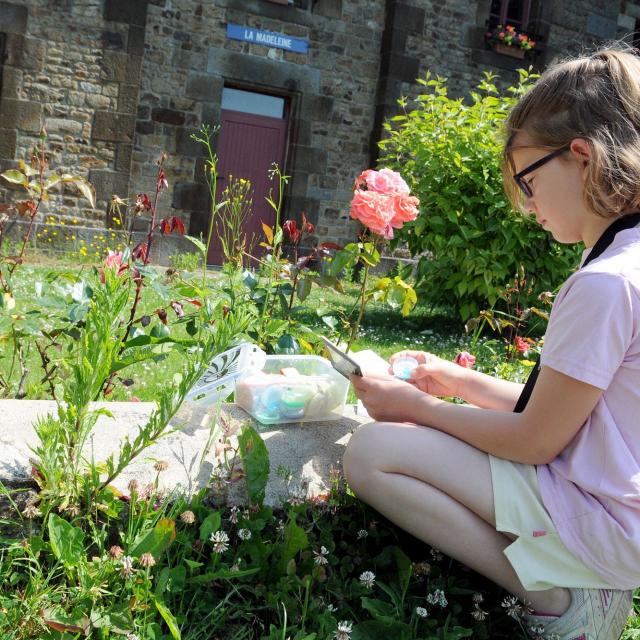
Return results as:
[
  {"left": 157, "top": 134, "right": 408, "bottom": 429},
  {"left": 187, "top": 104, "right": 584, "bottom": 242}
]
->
[{"left": 235, "top": 355, "right": 349, "bottom": 425}]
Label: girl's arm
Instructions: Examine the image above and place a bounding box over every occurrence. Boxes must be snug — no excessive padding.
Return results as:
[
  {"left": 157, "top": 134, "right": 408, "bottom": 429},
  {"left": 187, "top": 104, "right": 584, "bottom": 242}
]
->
[
  {"left": 352, "top": 364, "right": 603, "bottom": 465},
  {"left": 456, "top": 368, "right": 524, "bottom": 411}
]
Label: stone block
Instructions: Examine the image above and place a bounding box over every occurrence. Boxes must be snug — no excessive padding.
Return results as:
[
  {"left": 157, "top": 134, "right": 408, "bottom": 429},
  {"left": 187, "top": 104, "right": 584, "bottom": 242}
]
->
[
  {"left": 127, "top": 25, "right": 146, "bottom": 56},
  {"left": 118, "top": 83, "right": 139, "bottom": 114},
  {"left": 136, "top": 120, "right": 155, "bottom": 135},
  {"left": 172, "top": 180, "right": 209, "bottom": 211},
  {"left": 301, "top": 94, "right": 334, "bottom": 121},
  {"left": 88, "top": 168, "right": 130, "bottom": 201},
  {"left": 201, "top": 102, "right": 220, "bottom": 127},
  {"left": 115, "top": 143, "right": 133, "bottom": 173},
  {"left": 151, "top": 107, "right": 185, "bottom": 126},
  {"left": 0, "top": 99, "right": 42, "bottom": 133},
  {"left": 125, "top": 55, "right": 144, "bottom": 84},
  {"left": 0, "top": 2, "right": 27, "bottom": 35},
  {"left": 101, "top": 50, "right": 129, "bottom": 83},
  {"left": 100, "top": 30, "right": 125, "bottom": 50},
  {"left": 381, "top": 25, "right": 408, "bottom": 55},
  {"left": 44, "top": 117, "right": 84, "bottom": 136},
  {"left": 0, "top": 399, "right": 367, "bottom": 505},
  {"left": 391, "top": 2, "right": 425, "bottom": 34},
  {"left": 207, "top": 48, "right": 321, "bottom": 94},
  {"left": 382, "top": 52, "right": 420, "bottom": 82},
  {"left": 293, "top": 146, "right": 327, "bottom": 173},
  {"left": 104, "top": 0, "right": 149, "bottom": 27},
  {"left": 313, "top": 0, "right": 342, "bottom": 19},
  {"left": 185, "top": 72, "right": 222, "bottom": 101},
  {"left": 0, "top": 128, "right": 17, "bottom": 159},
  {"left": 93, "top": 111, "right": 136, "bottom": 142},
  {"left": 0, "top": 66, "right": 22, "bottom": 99},
  {"left": 175, "top": 127, "right": 206, "bottom": 157}
]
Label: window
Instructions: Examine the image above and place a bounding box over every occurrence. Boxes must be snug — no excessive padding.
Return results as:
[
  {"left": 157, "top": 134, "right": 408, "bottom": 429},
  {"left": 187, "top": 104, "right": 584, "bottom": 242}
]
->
[
  {"left": 221, "top": 88, "right": 286, "bottom": 119},
  {"left": 488, "top": 0, "right": 532, "bottom": 31}
]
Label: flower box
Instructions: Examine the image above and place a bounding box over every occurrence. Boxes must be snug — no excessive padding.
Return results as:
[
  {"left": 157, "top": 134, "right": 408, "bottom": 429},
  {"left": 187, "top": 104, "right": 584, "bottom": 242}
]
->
[{"left": 493, "top": 42, "right": 525, "bottom": 59}]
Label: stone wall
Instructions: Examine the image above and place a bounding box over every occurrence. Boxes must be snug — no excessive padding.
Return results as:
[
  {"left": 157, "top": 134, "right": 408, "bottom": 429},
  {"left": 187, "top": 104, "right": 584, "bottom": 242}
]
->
[{"left": 0, "top": 0, "right": 638, "bottom": 262}]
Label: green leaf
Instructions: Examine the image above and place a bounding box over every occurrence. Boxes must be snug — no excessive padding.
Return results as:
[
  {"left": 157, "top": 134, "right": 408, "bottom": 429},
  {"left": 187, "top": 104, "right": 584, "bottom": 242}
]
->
[
  {"left": 278, "top": 516, "right": 308, "bottom": 574},
  {"left": 185, "top": 234, "right": 207, "bottom": 255},
  {"left": 130, "top": 518, "right": 176, "bottom": 559},
  {"left": 61, "top": 175, "right": 96, "bottom": 208},
  {"left": 153, "top": 598, "right": 181, "bottom": 640},
  {"left": 238, "top": 424, "right": 270, "bottom": 505},
  {"left": 360, "top": 597, "right": 396, "bottom": 623},
  {"left": 1, "top": 169, "right": 28, "bottom": 187},
  {"left": 329, "top": 247, "right": 358, "bottom": 277},
  {"left": 199, "top": 511, "right": 221, "bottom": 542},
  {"left": 296, "top": 277, "right": 312, "bottom": 302},
  {"left": 47, "top": 513, "right": 85, "bottom": 569}
]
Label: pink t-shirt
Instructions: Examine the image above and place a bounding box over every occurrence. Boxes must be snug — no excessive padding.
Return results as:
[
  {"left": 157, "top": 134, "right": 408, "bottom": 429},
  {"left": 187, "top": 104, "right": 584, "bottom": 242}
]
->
[{"left": 537, "top": 227, "right": 640, "bottom": 589}]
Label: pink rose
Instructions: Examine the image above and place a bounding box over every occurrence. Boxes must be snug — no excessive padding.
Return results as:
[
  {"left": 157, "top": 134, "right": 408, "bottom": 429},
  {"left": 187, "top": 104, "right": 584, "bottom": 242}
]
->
[
  {"left": 357, "top": 168, "right": 410, "bottom": 195},
  {"left": 391, "top": 194, "right": 420, "bottom": 227},
  {"left": 454, "top": 351, "right": 476, "bottom": 368},
  {"left": 349, "top": 190, "right": 395, "bottom": 239}
]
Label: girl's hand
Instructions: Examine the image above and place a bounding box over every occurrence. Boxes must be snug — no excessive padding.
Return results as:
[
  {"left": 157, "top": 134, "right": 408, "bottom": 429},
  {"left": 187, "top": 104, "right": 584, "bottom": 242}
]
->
[
  {"left": 389, "top": 350, "right": 467, "bottom": 398},
  {"left": 350, "top": 373, "right": 426, "bottom": 423}
]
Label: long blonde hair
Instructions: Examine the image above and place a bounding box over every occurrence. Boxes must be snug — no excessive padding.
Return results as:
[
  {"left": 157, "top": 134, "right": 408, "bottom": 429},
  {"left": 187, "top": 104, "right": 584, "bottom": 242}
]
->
[{"left": 504, "top": 47, "right": 640, "bottom": 218}]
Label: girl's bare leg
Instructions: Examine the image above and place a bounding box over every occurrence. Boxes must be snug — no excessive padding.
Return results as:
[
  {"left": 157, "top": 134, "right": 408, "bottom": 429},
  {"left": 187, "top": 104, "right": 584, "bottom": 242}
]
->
[{"left": 343, "top": 421, "right": 571, "bottom": 616}]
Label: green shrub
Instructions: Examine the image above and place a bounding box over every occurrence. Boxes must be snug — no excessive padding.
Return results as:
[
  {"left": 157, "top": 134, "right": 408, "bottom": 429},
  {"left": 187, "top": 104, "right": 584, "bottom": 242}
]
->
[
  {"left": 170, "top": 249, "right": 203, "bottom": 272},
  {"left": 378, "top": 70, "right": 580, "bottom": 321}
]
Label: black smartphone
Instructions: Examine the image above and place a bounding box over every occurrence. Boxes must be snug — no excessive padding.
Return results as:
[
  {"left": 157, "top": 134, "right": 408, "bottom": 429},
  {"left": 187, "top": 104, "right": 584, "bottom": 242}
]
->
[{"left": 321, "top": 336, "right": 363, "bottom": 379}]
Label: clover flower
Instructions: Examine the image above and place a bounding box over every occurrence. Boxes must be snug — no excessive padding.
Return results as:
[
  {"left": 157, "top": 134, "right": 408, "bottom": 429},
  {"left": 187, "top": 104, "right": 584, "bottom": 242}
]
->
[
  {"left": 121, "top": 555, "right": 135, "bottom": 578},
  {"left": 471, "top": 605, "right": 488, "bottom": 621},
  {"left": 426, "top": 589, "right": 448, "bottom": 608},
  {"left": 430, "top": 548, "right": 443, "bottom": 562},
  {"left": 228, "top": 505, "right": 241, "bottom": 524},
  {"left": 501, "top": 595, "right": 522, "bottom": 619},
  {"left": 356, "top": 529, "right": 368, "bottom": 540},
  {"left": 180, "top": 510, "right": 195, "bottom": 524},
  {"left": 139, "top": 553, "right": 156, "bottom": 568},
  {"left": 210, "top": 530, "right": 230, "bottom": 553},
  {"left": 416, "top": 606, "right": 428, "bottom": 618},
  {"left": 333, "top": 620, "right": 353, "bottom": 640},
  {"left": 359, "top": 571, "right": 375, "bottom": 588},
  {"left": 109, "top": 545, "right": 124, "bottom": 559},
  {"left": 314, "top": 546, "right": 329, "bottom": 566},
  {"left": 22, "top": 503, "right": 41, "bottom": 519},
  {"left": 237, "top": 528, "right": 252, "bottom": 541},
  {"left": 153, "top": 460, "right": 169, "bottom": 472}
]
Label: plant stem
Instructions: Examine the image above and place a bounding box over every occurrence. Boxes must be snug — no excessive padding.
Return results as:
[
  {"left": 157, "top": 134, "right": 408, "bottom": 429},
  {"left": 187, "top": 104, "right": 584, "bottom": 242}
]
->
[{"left": 346, "top": 257, "right": 371, "bottom": 353}]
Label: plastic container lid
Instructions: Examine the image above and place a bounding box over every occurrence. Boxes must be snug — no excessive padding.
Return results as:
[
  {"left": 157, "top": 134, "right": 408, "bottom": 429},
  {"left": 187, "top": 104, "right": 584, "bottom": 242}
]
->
[{"left": 185, "top": 342, "right": 267, "bottom": 405}]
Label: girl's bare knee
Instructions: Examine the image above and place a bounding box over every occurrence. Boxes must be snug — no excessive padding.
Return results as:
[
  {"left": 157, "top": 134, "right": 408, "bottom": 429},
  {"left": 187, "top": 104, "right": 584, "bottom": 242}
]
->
[{"left": 343, "top": 422, "right": 384, "bottom": 492}]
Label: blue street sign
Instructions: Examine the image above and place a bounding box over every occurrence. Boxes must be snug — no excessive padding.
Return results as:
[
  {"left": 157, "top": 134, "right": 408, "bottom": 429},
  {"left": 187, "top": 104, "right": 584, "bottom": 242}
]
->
[{"left": 226, "top": 23, "right": 309, "bottom": 55}]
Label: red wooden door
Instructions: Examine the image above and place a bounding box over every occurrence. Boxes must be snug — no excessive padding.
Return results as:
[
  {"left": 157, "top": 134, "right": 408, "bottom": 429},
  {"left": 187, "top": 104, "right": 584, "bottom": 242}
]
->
[{"left": 208, "top": 105, "right": 289, "bottom": 265}]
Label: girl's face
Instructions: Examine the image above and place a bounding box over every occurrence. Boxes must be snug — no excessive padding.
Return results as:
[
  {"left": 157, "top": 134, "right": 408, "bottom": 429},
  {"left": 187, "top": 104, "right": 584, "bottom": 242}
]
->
[{"left": 509, "top": 132, "right": 603, "bottom": 246}]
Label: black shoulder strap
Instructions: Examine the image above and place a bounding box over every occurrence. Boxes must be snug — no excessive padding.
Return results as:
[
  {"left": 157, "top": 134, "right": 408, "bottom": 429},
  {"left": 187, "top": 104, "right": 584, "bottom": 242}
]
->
[{"left": 513, "top": 213, "right": 640, "bottom": 413}]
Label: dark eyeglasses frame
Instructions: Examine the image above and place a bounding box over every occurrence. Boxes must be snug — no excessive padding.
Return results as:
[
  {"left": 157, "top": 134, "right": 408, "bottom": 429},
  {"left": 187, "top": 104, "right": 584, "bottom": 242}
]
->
[{"left": 513, "top": 144, "right": 571, "bottom": 198}]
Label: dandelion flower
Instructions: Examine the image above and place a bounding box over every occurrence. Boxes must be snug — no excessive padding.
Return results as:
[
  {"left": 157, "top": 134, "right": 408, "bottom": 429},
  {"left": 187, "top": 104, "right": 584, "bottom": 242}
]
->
[{"left": 359, "top": 571, "right": 375, "bottom": 588}]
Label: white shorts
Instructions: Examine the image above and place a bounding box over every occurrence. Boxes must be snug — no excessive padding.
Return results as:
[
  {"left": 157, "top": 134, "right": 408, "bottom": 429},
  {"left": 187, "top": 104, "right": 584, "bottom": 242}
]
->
[{"left": 489, "top": 455, "right": 617, "bottom": 591}]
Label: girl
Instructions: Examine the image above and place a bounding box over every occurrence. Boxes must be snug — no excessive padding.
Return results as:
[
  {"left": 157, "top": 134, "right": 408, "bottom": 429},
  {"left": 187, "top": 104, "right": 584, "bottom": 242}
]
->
[{"left": 344, "top": 47, "right": 640, "bottom": 640}]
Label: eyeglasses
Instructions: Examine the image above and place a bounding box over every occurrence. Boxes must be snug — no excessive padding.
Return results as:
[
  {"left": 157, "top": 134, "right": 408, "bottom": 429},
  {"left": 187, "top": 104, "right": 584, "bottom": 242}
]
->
[{"left": 513, "top": 145, "right": 571, "bottom": 198}]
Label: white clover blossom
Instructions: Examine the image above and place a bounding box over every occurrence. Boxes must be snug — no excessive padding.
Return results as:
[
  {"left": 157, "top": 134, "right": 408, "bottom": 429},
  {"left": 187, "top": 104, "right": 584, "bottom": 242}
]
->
[
  {"left": 415, "top": 606, "right": 428, "bottom": 618},
  {"left": 327, "top": 603, "right": 337, "bottom": 612},
  {"left": 210, "top": 530, "right": 230, "bottom": 553},
  {"left": 121, "top": 555, "right": 135, "bottom": 577},
  {"left": 359, "top": 571, "right": 375, "bottom": 588},
  {"left": 471, "top": 605, "right": 488, "bottom": 621},
  {"left": 501, "top": 595, "right": 522, "bottom": 620},
  {"left": 426, "top": 589, "right": 447, "bottom": 608},
  {"left": 237, "top": 528, "right": 252, "bottom": 541},
  {"left": 334, "top": 620, "right": 353, "bottom": 640},
  {"left": 314, "top": 546, "right": 329, "bottom": 566},
  {"left": 430, "top": 548, "right": 443, "bottom": 562},
  {"left": 356, "top": 529, "right": 368, "bottom": 539},
  {"left": 228, "top": 505, "right": 240, "bottom": 524},
  {"left": 472, "top": 592, "right": 484, "bottom": 604}
]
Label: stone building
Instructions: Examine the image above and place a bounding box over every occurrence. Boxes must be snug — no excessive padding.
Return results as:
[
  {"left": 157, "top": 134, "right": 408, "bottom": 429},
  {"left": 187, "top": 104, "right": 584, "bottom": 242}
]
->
[{"left": 0, "top": 0, "right": 638, "bottom": 264}]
